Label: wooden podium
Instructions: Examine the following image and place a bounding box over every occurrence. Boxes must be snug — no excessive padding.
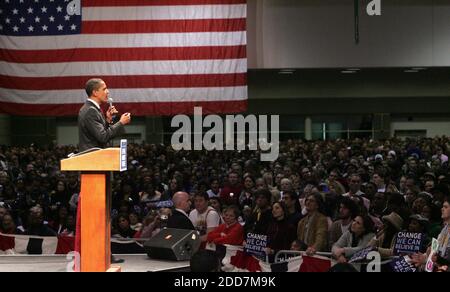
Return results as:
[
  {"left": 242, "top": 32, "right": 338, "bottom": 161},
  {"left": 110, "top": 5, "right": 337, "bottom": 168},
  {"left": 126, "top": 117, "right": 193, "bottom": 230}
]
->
[{"left": 61, "top": 141, "right": 127, "bottom": 272}]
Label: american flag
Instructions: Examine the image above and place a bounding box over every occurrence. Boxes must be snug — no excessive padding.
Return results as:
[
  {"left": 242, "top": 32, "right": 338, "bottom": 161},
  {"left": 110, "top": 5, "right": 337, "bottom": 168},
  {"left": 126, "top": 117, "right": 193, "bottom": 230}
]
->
[{"left": 0, "top": 0, "right": 247, "bottom": 116}]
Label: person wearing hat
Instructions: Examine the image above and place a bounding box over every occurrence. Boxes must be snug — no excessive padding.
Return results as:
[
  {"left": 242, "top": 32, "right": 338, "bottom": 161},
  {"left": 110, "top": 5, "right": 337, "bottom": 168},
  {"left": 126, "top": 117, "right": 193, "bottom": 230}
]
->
[
  {"left": 245, "top": 189, "right": 272, "bottom": 235},
  {"left": 408, "top": 214, "right": 429, "bottom": 234},
  {"left": 408, "top": 214, "right": 431, "bottom": 252},
  {"left": 368, "top": 212, "right": 404, "bottom": 258}
]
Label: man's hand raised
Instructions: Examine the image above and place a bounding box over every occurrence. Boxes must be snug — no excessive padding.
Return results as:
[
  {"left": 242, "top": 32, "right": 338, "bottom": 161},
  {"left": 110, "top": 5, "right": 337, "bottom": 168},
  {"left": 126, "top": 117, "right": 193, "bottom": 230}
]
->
[
  {"left": 106, "top": 106, "right": 118, "bottom": 123},
  {"left": 120, "top": 113, "right": 131, "bottom": 125}
]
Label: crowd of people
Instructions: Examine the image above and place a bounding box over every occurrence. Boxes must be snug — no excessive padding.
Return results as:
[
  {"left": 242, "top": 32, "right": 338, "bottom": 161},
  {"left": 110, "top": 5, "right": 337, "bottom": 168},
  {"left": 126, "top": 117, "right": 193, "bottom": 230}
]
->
[{"left": 0, "top": 136, "right": 449, "bottom": 272}]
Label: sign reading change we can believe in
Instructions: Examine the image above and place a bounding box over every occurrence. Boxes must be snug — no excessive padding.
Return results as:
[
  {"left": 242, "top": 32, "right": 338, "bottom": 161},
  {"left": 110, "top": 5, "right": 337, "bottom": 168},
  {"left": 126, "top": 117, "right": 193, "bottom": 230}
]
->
[{"left": 393, "top": 232, "right": 424, "bottom": 255}]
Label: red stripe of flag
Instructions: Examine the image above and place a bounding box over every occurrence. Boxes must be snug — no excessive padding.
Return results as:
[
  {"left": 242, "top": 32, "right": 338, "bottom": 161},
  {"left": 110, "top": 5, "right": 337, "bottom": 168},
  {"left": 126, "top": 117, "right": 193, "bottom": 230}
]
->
[
  {"left": 0, "top": 100, "right": 248, "bottom": 116},
  {"left": 0, "top": 46, "right": 247, "bottom": 64},
  {"left": 81, "top": 19, "right": 246, "bottom": 34},
  {"left": 0, "top": 73, "right": 247, "bottom": 90},
  {"left": 83, "top": 0, "right": 247, "bottom": 7}
]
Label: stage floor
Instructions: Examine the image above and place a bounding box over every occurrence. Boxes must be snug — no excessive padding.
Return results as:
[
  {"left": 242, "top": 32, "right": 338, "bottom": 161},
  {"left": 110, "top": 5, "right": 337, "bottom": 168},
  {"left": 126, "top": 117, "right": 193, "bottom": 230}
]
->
[{"left": 0, "top": 254, "right": 190, "bottom": 272}]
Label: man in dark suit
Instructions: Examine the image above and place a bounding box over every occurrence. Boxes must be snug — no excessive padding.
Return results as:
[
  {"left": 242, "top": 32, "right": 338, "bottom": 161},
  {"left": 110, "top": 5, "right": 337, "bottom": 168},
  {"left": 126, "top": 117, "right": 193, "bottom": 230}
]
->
[
  {"left": 78, "top": 78, "right": 131, "bottom": 152},
  {"left": 167, "top": 192, "right": 195, "bottom": 230},
  {"left": 76, "top": 79, "right": 131, "bottom": 264}
]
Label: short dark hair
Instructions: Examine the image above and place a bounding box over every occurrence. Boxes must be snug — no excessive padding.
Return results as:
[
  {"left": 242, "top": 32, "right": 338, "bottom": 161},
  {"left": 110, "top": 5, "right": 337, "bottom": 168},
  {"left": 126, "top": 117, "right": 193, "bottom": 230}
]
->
[
  {"left": 85, "top": 78, "right": 104, "bottom": 97},
  {"left": 283, "top": 190, "right": 298, "bottom": 200},
  {"left": 193, "top": 192, "right": 209, "bottom": 201},
  {"left": 307, "top": 192, "right": 326, "bottom": 215},
  {"left": 442, "top": 196, "right": 449, "bottom": 206},
  {"left": 340, "top": 197, "right": 358, "bottom": 219},
  {"left": 255, "top": 189, "right": 271, "bottom": 201},
  {"left": 190, "top": 250, "right": 220, "bottom": 272}
]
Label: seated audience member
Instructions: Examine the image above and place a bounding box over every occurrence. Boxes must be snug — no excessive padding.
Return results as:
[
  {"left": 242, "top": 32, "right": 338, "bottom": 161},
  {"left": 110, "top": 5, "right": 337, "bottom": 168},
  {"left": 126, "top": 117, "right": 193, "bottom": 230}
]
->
[
  {"left": 239, "top": 175, "right": 256, "bottom": 209},
  {"left": 343, "top": 174, "right": 370, "bottom": 211},
  {"left": 297, "top": 193, "right": 329, "bottom": 255},
  {"left": 411, "top": 198, "right": 449, "bottom": 272},
  {"left": 59, "top": 213, "right": 75, "bottom": 236},
  {"left": 332, "top": 215, "right": 376, "bottom": 262},
  {"left": 368, "top": 212, "right": 404, "bottom": 258},
  {"left": 0, "top": 214, "right": 23, "bottom": 234},
  {"left": 407, "top": 214, "right": 430, "bottom": 252},
  {"left": 207, "top": 179, "right": 221, "bottom": 198},
  {"left": 282, "top": 190, "right": 303, "bottom": 227},
  {"left": 219, "top": 172, "right": 243, "bottom": 206},
  {"left": 245, "top": 189, "right": 273, "bottom": 235},
  {"left": 265, "top": 202, "right": 296, "bottom": 261},
  {"left": 167, "top": 192, "right": 195, "bottom": 230},
  {"left": 49, "top": 205, "right": 69, "bottom": 234},
  {"left": 24, "top": 206, "right": 57, "bottom": 237},
  {"left": 139, "top": 183, "right": 162, "bottom": 208},
  {"left": 112, "top": 214, "right": 137, "bottom": 238},
  {"left": 129, "top": 212, "right": 143, "bottom": 232},
  {"left": 329, "top": 198, "right": 358, "bottom": 249},
  {"left": 421, "top": 202, "right": 443, "bottom": 239},
  {"left": 207, "top": 205, "right": 244, "bottom": 246}
]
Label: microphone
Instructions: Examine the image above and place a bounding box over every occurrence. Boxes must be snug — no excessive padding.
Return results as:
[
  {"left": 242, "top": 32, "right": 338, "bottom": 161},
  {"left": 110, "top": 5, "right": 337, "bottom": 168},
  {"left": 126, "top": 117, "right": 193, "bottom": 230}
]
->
[
  {"left": 107, "top": 97, "right": 113, "bottom": 108},
  {"left": 107, "top": 97, "right": 117, "bottom": 123}
]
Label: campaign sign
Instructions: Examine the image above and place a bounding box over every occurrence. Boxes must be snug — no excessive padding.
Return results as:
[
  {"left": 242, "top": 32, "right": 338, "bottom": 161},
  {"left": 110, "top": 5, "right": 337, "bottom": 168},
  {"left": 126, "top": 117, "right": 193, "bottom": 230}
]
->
[
  {"left": 425, "top": 238, "right": 439, "bottom": 272},
  {"left": 390, "top": 256, "right": 417, "bottom": 273},
  {"left": 120, "top": 139, "right": 127, "bottom": 172},
  {"left": 393, "top": 232, "right": 424, "bottom": 255},
  {"left": 348, "top": 246, "right": 374, "bottom": 263},
  {"left": 245, "top": 233, "right": 267, "bottom": 259}
]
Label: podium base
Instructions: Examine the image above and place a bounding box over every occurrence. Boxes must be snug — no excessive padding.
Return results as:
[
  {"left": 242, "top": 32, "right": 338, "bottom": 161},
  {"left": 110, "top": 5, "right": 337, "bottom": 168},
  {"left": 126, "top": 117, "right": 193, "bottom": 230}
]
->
[{"left": 107, "top": 266, "right": 122, "bottom": 272}]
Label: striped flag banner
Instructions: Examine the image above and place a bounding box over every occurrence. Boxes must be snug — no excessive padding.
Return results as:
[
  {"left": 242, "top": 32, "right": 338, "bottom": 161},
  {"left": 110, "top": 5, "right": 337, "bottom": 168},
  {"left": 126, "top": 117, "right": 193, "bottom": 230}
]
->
[
  {"left": 221, "top": 245, "right": 334, "bottom": 272},
  {"left": 0, "top": 233, "right": 145, "bottom": 255},
  {"left": 0, "top": 233, "right": 74, "bottom": 255},
  {"left": 0, "top": 0, "right": 248, "bottom": 116}
]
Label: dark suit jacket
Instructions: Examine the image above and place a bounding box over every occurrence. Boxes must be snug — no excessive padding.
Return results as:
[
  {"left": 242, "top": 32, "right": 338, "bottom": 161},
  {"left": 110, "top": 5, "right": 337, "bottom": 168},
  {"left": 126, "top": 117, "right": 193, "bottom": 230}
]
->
[
  {"left": 78, "top": 100, "right": 125, "bottom": 152},
  {"left": 167, "top": 209, "right": 195, "bottom": 230}
]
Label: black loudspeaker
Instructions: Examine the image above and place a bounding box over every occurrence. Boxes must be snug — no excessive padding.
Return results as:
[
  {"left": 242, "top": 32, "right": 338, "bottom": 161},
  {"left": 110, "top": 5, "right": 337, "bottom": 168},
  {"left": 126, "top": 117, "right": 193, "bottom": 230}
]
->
[{"left": 144, "top": 228, "right": 201, "bottom": 261}]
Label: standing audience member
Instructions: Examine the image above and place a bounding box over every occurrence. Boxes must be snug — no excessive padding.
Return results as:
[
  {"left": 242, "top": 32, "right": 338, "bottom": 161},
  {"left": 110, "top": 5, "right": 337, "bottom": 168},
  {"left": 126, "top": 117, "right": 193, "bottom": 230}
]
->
[{"left": 297, "top": 193, "right": 329, "bottom": 255}]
